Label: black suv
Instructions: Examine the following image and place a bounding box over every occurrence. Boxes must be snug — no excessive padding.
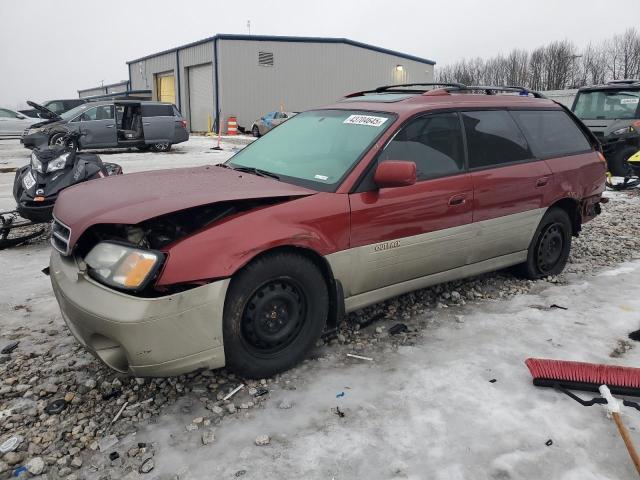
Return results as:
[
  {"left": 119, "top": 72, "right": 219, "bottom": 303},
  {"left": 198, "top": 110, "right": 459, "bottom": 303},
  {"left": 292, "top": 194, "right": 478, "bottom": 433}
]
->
[
  {"left": 572, "top": 80, "right": 640, "bottom": 175},
  {"left": 20, "top": 99, "right": 87, "bottom": 119}
]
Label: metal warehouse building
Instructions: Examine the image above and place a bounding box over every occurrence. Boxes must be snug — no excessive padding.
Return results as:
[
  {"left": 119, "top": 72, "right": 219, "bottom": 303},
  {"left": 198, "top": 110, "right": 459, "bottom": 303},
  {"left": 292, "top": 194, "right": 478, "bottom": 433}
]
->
[{"left": 126, "top": 34, "right": 435, "bottom": 133}]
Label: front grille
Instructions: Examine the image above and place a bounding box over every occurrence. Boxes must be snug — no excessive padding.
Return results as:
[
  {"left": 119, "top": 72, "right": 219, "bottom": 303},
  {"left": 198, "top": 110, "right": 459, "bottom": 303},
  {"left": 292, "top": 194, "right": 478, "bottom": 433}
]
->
[
  {"left": 22, "top": 128, "right": 30, "bottom": 138},
  {"left": 51, "top": 217, "right": 71, "bottom": 255}
]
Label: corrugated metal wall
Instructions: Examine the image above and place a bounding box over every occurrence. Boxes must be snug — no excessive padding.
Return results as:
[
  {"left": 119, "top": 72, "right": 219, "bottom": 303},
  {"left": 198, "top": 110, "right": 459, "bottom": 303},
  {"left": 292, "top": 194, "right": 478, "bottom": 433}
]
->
[
  {"left": 178, "top": 42, "right": 215, "bottom": 128},
  {"left": 107, "top": 83, "right": 128, "bottom": 94},
  {"left": 78, "top": 87, "right": 106, "bottom": 98},
  {"left": 540, "top": 89, "right": 579, "bottom": 108},
  {"left": 129, "top": 52, "right": 177, "bottom": 102},
  {"left": 217, "top": 40, "right": 434, "bottom": 130}
]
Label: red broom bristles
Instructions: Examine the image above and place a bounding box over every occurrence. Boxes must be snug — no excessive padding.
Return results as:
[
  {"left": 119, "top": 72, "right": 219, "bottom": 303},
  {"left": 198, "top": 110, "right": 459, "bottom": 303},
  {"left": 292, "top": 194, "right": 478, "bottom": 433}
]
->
[{"left": 526, "top": 358, "right": 640, "bottom": 389}]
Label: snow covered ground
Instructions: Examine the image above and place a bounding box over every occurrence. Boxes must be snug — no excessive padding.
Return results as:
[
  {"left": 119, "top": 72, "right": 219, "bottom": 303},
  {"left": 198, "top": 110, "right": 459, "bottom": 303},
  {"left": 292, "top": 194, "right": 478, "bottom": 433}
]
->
[{"left": 1, "top": 137, "right": 640, "bottom": 479}]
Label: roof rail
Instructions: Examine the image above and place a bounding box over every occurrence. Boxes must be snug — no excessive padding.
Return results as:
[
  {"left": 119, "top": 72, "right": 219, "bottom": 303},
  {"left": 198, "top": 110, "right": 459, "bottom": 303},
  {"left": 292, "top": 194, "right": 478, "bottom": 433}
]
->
[
  {"left": 607, "top": 79, "right": 640, "bottom": 85},
  {"left": 345, "top": 83, "right": 548, "bottom": 99},
  {"left": 464, "top": 85, "right": 547, "bottom": 98},
  {"left": 345, "top": 82, "right": 466, "bottom": 98}
]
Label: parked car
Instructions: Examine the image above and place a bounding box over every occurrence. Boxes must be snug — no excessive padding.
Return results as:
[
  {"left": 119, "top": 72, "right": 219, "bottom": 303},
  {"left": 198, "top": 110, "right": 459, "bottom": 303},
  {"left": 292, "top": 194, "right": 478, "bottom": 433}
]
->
[
  {"left": 251, "top": 111, "right": 296, "bottom": 136},
  {"left": 0, "top": 107, "right": 40, "bottom": 137},
  {"left": 20, "top": 99, "right": 87, "bottom": 119},
  {"left": 572, "top": 79, "right": 640, "bottom": 175},
  {"left": 49, "top": 83, "right": 606, "bottom": 379},
  {"left": 22, "top": 100, "right": 188, "bottom": 152}
]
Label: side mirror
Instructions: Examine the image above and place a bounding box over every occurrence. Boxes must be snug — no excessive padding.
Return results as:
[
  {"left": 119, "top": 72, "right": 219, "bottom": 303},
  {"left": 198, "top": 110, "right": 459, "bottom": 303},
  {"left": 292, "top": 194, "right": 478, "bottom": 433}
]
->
[{"left": 374, "top": 161, "right": 417, "bottom": 188}]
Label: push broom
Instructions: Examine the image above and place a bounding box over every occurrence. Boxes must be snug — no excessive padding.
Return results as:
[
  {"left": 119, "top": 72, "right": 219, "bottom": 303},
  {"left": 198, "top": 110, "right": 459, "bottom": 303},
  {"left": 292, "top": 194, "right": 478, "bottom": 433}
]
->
[{"left": 526, "top": 358, "right": 640, "bottom": 475}]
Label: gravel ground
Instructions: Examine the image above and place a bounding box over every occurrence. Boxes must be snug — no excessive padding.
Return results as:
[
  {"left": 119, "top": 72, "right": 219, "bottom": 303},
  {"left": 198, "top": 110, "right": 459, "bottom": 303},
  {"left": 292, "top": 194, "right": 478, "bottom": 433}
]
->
[{"left": 1, "top": 188, "right": 639, "bottom": 479}]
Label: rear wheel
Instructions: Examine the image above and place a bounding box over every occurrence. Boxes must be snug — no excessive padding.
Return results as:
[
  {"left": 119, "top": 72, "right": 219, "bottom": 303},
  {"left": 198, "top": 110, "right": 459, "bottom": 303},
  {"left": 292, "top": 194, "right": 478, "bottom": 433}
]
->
[
  {"left": 251, "top": 125, "right": 261, "bottom": 137},
  {"left": 151, "top": 143, "right": 171, "bottom": 152},
  {"left": 517, "top": 208, "right": 572, "bottom": 279},
  {"left": 223, "top": 252, "right": 328, "bottom": 378}
]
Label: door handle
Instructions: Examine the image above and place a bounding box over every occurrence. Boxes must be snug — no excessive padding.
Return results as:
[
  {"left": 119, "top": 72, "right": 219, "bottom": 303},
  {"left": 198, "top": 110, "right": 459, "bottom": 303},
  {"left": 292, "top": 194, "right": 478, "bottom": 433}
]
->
[
  {"left": 143, "top": 122, "right": 151, "bottom": 126},
  {"left": 448, "top": 194, "right": 467, "bottom": 206},
  {"left": 536, "top": 176, "right": 549, "bottom": 187},
  {"left": 105, "top": 124, "right": 115, "bottom": 128}
]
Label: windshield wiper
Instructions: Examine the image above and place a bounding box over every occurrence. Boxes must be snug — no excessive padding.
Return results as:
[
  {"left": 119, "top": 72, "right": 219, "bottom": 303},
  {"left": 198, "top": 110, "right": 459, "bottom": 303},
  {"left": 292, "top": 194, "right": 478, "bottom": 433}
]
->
[{"left": 230, "top": 166, "right": 280, "bottom": 180}]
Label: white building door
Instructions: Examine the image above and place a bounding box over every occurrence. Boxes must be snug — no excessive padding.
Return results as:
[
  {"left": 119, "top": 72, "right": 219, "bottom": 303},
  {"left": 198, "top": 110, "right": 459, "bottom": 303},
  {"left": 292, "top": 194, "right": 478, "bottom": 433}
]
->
[{"left": 188, "top": 64, "right": 214, "bottom": 132}]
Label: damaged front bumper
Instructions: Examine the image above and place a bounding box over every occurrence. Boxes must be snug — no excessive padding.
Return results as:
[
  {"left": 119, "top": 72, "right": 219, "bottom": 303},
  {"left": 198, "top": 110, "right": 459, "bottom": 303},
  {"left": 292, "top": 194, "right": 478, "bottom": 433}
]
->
[{"left": 50, "top": 250, "right": 228, "bottom": 376}]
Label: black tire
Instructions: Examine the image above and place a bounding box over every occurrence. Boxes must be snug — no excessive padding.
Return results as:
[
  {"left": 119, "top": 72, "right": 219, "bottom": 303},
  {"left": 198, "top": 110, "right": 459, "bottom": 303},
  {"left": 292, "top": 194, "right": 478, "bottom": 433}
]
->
[
  {"left": 608, "top": 146, "right": 636, "bottom": 177},
  {"left": 49, "top": 133, "right": 77, "bottom": 151},
  {"left": 251, "top": 125, "right": 261, "bottom": 137},
  {"left": 223, "top": 251, "right": 328, "bottom": 378},
  {"left": 517, "top": 208, "right": 572, "bottom": 279},
  {"left": 150, "top": 143, "right": 172, "bottom": 152}
]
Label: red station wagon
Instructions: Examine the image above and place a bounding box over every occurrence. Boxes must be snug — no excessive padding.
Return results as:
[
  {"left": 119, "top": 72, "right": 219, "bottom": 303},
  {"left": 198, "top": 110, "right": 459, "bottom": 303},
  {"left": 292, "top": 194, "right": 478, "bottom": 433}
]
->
[{"left": 49, "top": 84, "right": 607, "bottom": 378}]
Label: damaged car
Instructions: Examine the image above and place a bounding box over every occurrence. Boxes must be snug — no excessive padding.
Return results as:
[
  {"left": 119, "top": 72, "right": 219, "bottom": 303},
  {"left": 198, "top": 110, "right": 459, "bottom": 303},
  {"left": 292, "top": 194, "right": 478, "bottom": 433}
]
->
[
  {"left": 49, "top": 83, "right": 606, "bottom": 378},
  {"left": 22, "top": 100, "right": 188, "bottom": 152}
]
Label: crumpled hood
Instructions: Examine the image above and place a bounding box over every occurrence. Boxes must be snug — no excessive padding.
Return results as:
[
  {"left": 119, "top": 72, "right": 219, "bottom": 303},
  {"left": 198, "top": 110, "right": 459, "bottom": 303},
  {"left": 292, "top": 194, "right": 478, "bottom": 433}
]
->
[{"left": 54, "top": 165, "right": 316, "bottom": 247}]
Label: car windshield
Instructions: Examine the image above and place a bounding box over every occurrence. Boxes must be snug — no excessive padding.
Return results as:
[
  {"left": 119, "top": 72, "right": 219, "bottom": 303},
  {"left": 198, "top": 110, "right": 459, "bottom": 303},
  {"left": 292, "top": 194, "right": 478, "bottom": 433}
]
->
[
  {"left": 227, "top": 109, "right": 394, "bottom": 191},
  {"left": 573, "top": 89, "right": 640, "bottom": 120},
  {"left": 59, "top": 104, "right": 91, "bottom": 121}
]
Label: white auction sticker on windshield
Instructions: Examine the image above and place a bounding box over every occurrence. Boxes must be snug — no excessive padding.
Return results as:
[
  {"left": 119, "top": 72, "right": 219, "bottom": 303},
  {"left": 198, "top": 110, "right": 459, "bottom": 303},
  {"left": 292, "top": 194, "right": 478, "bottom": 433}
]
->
[
  {"left": 621, "top": 98, "right": 639, "bottom": 105},
  {"left": 343, "top": 115, "right": 388, "bottom": 127}
]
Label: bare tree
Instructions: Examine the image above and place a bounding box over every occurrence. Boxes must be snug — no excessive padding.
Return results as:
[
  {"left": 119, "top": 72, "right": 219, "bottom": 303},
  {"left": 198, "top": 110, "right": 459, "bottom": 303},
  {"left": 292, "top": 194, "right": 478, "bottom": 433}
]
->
[
  {"left": 435, "top": 28, "right": 640, "bottom": 90},
  {"left": 607, "top": 28, "right": 640, "bottom": 80}
]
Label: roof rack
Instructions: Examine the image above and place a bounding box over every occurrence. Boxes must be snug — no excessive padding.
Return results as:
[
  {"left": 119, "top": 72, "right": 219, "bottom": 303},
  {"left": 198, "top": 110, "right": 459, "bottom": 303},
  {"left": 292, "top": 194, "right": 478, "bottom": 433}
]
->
[
  {"left": 345, "top": 83, "right": 466, "bottom": 97},
  {"left": 345, "top": 83, "right": 547, "bottom": 99}
]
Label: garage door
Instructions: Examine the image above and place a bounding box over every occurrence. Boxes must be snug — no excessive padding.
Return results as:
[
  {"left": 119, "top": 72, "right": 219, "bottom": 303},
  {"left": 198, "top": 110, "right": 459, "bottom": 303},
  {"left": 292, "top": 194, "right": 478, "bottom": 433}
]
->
[
  {"left": 188, "top": 64, "right": 214, "bottom": 132},
  {"left": 157, "top": 73, "right": 176, "bottom": 104}
]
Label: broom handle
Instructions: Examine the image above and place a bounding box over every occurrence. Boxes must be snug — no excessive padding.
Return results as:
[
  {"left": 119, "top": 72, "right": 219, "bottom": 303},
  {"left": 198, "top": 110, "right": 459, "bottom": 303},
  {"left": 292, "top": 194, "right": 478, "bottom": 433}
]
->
[{"left": 612, "top": 411, "right": 640, "bottom": 476}]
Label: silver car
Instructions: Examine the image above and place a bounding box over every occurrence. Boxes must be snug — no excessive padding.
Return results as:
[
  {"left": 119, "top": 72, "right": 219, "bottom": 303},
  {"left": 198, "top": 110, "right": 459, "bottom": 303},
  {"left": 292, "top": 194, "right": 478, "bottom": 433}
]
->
[
  {"left": 251, "top": 111, "right": 296, "bottom": 137},
  {"left": 0, "top": 107, "right": 40, "bottom": 138},
  {"left": 22, "top": 100, "right": 189, "bottom": 152}
]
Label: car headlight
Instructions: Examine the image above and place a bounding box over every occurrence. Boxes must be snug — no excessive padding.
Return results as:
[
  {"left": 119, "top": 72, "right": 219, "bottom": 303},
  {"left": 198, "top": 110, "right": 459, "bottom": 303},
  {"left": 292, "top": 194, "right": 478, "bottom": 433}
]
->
[
  {"left": 46, "top": 153, "right": 69, "bottom": 173},
  {"left": 612, "top": 126, "right": 633, "bottom": 135},
  {"left": 84, "top": 242, "right": 164, "bottom": 291},
  {"left": 30, "top": 152, "right": 43, "bottom": 173}
]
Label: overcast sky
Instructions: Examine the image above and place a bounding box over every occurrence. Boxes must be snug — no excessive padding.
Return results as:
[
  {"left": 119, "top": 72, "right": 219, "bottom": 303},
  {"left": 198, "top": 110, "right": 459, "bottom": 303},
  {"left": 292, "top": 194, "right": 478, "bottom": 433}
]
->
[{"left": 0, "top": 0, "right": 636, "bottom": 109}]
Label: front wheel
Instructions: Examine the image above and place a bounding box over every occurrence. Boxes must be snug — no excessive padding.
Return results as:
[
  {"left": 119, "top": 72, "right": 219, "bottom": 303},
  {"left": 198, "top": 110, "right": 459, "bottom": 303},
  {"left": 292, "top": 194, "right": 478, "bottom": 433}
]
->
[
  {"left": 517, "top": 208, "right": 572, "bottom": 279},
  {"left": 49, "top": 133, "right": 77, "bottom": 151},
  {"left": 223, "top": 252, "right": 328, "bottom": 378},
  {"left": 251, "top": 125, "right": 260, "bottom": 137},
  {"left": 150, "top": 143, "right": 171, "bottom": 152}
]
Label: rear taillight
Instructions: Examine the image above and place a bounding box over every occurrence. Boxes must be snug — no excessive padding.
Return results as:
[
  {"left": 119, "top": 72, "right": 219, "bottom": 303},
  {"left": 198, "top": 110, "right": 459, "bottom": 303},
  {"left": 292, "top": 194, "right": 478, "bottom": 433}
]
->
[
  {"left": 597, "top": 151, "right": 607, "bottom": 164},
  {"left": 181, "top": 120, "right": 187, "bottom": 129},
  {"left": 632, "top": 120, "right": 640, "bottom": 131}
]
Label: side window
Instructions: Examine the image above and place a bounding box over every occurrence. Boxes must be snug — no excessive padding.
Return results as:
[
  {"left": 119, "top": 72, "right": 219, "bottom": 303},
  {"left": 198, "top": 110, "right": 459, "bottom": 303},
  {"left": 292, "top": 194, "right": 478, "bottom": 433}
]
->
[
  {"left": 511, "top": 110, "right": 592, "bottom": 158},
  {"left": 141, "top": 104, "right": 173, "bottom": 117},
  {"left": 0, "top": 109, "right": 18, "bottom": 118},
  {"left": 380, "top": 112, "right": 465, "bottom": 180},
  {"left": 462, "top": 110, "right": 532, "bottom": 169},
  {"left": 80, "top": 105, "right": 114, "bottom": 121},
  {"left": 45, "top": 101, "right": 65, "bottom": 114}
]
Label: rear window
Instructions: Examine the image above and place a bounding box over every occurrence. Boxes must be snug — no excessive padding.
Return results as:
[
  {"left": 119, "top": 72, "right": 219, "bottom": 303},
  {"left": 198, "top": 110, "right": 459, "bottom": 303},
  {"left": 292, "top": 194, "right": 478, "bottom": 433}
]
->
[
  {"left": 512, "top": 110, "right": 591, "bottom": 158},
  {"left": 141, "top": 104, "right": 173, "bottom": 117},
  {"left": 462, "top": 111, "right": 532, "bottom": 169}
]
